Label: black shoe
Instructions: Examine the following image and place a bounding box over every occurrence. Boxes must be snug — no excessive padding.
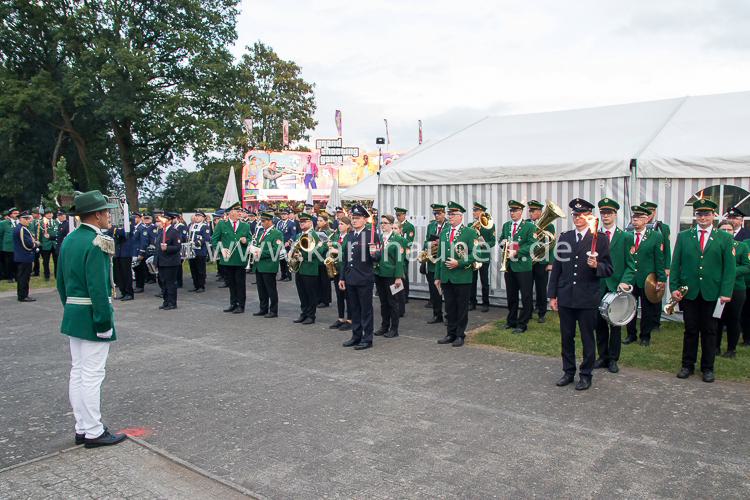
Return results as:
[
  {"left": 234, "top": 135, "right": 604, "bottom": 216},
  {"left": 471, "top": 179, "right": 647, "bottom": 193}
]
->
[
  {"left": 18, "top": 297, "right": 36, "bottom": 302},
  {"left": 452, "top": 337, "right": 464, "bottom": 347},
  {"left": 353, "top": 342, "right": 372, "bottom": 350},
  {"left": 481, "top": 304, "right": 489, "bottom": 313},
  {"left": 721, "top": 350, "right": 736, "bottom": 359},
  {"left": 134, "top": 288, "right": 144, "bottom": 293},
  {"left": 318, "top": 302, "right": 329, "bottom": 308},
  {"left": 424, "top": 301, "right": 433, "bottom": 308},
  {"left": 468, "top": 303, "right": 477, "bottom": 311},
  {"left": 232, "top": 307, "right": 245, "bottom": 314},
  {"left": 537, "top": 315, "right": 546, "bottom": 323},
  {"left": 427, "top": 316, "right": 443, "bottom": 324},
  {"left": 223, "top": 305, "right": 237, "bottom": 313},
  {"left": 512, "top": 327, "right": 526, "bottom": 334},
  {"left": 702, "top": 370, "right": 715, "bottom": 383},
  {"left": 622, "top": 336, "right": 637, "bottom": 345},
  {"left": 384, "top": 330, "right": 399, "bottom": 338},
  {"left": 330, "top": 320, "right": 344, "bottom": 329},
  {"left": 676, "top": 367, "right": 694, "bottom": 379},
  {"left": 154, "top": 293, "right": 163, "bottom": 298},
  {"left": 84, "top": 429, "right": 127, "bottom": 448},
  {"left": 608, "top": 361, "right": 619, "bottom": 373},
  {"left": 293, "top": 316, "right": 306, "bottom": 323},
  {"left": 556, "top": 374, "right": 575, "bottom": 387},
  {"left": 593, "top": 358, "right": 607, "bottom": 369},
  {"left": 437, "top": 335, "right": 455, "bottom": 344},
  {"left": 264, "top": 312, "right": 278, "bottom": 318},
  {"left": 575, "top": 377, "right": 592, "bottom": 391},
  {"left": 252, "top": 311, "right": 267, "bottom": 316},
  {"left": 639, "top": 339, "right": 650, "bottom": 346},
  {"left": 503, "top": 323, "right": 514, "bottom": 330},
  {"left": 343, "top": 338, "right": 360, "bottom": 347},
  {"left": 75, "top": 433, "right": 85, "bottom": 445},
  {"left": 374, "top": 328, "right": 388, "bottom": 336},
  {"left": 301, "top": 317, "right": 315, "bottom": 325},
  {"left": 162, "top": 305, "right": 177, "bottom": 310},
  {"left": 120, "top": 295, "right": 134, "bottom": 301},
  {"left": 195, "top": 288, "right": 205, "bottom": 293},
  {"left": 338, "top": 323, "right": 352, "bottom": 331},
  {"left": 218, "top": 283, "right": 229, "bottom": 288},
  {"left": 158, "top": 304, "right": 167, "bottom": 310}
]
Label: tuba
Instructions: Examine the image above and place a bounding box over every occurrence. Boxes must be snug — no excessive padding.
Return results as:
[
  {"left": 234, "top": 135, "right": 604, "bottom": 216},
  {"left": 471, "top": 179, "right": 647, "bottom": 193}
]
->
[{"left": 531, "top": 201, "right": 565, "bottom": 263}]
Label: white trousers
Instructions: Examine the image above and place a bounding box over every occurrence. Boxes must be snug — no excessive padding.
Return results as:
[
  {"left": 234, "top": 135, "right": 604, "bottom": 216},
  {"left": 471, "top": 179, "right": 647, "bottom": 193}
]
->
[{"left": 68, "top": 337, "right": 110, "bottom": 439}]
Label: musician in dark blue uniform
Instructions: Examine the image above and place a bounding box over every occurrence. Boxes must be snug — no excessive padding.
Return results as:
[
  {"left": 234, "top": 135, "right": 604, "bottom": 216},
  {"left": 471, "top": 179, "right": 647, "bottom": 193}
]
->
[
  {"left": 339, "top": 204, "right": 381, "bottom": 351},
  {"left": 187, "top": 211, "right": 211, "bottom": 292},
  {"left": 548, "top": 198, "right": 613, "bottom": 390},
  {"left": 726, "top": 206, "right": 750, "bottom": 346},
  {"left": 14, "top": 211, "right": 37, "bottom": 302},
  {"left": 107, "top": 217, "right": 136, "bottom": 301},
  {"left": 155, "top": 212, "right": 182, "bottom": 310}
]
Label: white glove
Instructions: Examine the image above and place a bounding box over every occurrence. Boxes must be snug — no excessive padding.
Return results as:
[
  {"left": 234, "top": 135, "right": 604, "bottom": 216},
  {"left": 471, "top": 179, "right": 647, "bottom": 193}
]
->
[{"left": 97, "top": 329, "right": 113, "bottom": 339}]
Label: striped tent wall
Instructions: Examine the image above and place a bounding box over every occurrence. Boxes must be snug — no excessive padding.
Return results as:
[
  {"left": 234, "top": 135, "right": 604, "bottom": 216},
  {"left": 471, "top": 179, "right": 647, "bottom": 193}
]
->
[{"left": 379, "top": 176, "right": 630, "bottom": 302}]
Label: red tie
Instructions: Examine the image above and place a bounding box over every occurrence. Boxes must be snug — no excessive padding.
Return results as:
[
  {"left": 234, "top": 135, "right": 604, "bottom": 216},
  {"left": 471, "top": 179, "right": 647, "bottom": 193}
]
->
[
  {"left": 233, "top": 221, "right": 237, "bottom": 232},
  {"left": 699, "top": 230, "right": 706, "bottom": 252},
  {"left": 605, "top": 230, "right": 611, "bottom": 241},
  {"left": 449, "top": 228, "right": 456, "bottom": 243},
  {"left": 512, "top": 223, "right": 517, "bottom": 237},
  {"left": 635, "top": 232, "right": 641, "bottom": 250}
]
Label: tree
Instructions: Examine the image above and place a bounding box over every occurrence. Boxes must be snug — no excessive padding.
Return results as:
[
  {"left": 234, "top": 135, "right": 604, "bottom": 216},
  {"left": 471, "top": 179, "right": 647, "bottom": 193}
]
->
[{"left": 152, "top": 161, "right": 238, "bottom": 211}]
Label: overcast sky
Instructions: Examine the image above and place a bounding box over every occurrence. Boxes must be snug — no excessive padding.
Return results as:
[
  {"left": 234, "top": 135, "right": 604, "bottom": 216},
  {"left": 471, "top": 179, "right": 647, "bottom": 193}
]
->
[{"left": 233, "top": 0, "right": 750, "bottom": 152}]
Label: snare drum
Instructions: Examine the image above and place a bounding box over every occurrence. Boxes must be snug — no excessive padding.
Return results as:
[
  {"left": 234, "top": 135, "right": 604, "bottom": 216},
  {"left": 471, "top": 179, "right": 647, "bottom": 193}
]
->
[
  {"left": 599, "top": 290, "right": 637, "bottom": 326},
  {"left": 180, "top": 242, "right": 195, "bottom": 260}
]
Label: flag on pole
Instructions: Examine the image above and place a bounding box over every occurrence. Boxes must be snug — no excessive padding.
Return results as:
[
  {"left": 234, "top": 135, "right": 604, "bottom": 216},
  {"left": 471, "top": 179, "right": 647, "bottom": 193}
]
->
[
  {"left": 325, "top": 178, "right": 340, "bottom": 215},
  {"left": 335, "top": 110, "right": 342, "bottom": 137},
  {"left": 122, "top": 196, "right": 130, "bottom": 233},
  {"left": 220, "top": 166, "right": 240, "bottom": 209},
  {"left": 418, "top": 120, "right": 423, "bottom": 145},
  {"left": 282, "top": 120, "right": 289, "bottom": 148},
  {"left": 383, "top": 119, "right": 390, "bottom": 149}
]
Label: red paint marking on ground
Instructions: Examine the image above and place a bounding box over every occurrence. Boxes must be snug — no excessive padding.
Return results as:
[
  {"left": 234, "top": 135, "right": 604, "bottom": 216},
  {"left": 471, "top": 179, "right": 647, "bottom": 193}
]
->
[{"left": 120, "top": 427, "right": 153, "bottom": 438}]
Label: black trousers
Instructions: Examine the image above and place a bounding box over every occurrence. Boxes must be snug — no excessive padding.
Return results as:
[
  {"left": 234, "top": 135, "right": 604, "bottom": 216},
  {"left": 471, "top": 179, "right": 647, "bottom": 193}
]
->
[
  {"left": 742, "top": 287, "right": 750, "bottom": 344},
  {"left": 279, "top": 256, "right": 291, "bottom": 279},
  {"left": 40, "top": 249, "right": 57, "bottom": 279},
  {"left": 255, "top": 271, "right": 278, "bottom": 314},
  {"left": 375, "top": 275, "right": 399, "bottom": 332},
  {"left": 113, "top": 256, "right": 134, "bottom": 297},
  {"left": 176, "top": 260, "right": 183, "bottom": 287},
  {"left": 505, "top": 269, "right": 533, "bottom": 328},
  {"left": 2, "top": 251, "right": 16, "bottom": 280},
  {"left": 531, "top": 263, "right": 549, "bottom": 317},
  {"left": 217, "top": 263, "right": 225, "bottom": 280},
  {"left": 224, "top": 265, "right": 246, "bottom": 308},
  {"left": 158, "top": 265, "right": 178, "bottom": 306},
  {"left": 443, "top": 282, "right": 471, "bottom": 339},
  {"left": 295, "top": 273, "right": 319, "bottom": 319},
  {"left": 559, "top": 306, "right": 597, "bottom": 377},
  {"left": 32, "top": 251, "right": 40, "bottom": 276},
  {"left": 188, "top": 256, "right": 207, "bottom": 290},
  {"left": 317, "top": 264, "right": 332, "bottom": 305},
  {"left": 626, "top": 284, "right": 660, "bottom": 341},
  {"left": 470, "top": 260, "right": 490, "bottom": 306},
  {"left": 718, "top": 289, "right": 746, "bottom": 352},
  {"left": 134, "top": 260, "right": 147, "bottom": 289},
  {"left": 16, "top": 262, "right": 31, "bottom": 299},
  {"left": 595, "top": 305, "right": 622, "bottom": 362},
  {"left": 681, "top": 294, "right": 718, "bottom": 372},
  {"left": 403, "top": 271, "right": 410, "bottom": 303},
  {"left": 348, "top": 282, "right": 374, "bottom": 344},
  {"left": 335, "top": 281, "right": 351, "bottom": 319},
  {"left": 426, "top": 270, "right": 443, "bottom": 318}
]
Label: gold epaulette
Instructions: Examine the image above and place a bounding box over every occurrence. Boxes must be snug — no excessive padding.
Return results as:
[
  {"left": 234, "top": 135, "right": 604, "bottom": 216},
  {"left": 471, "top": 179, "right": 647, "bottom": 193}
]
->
[{"left": 93, "top": 234, "right": 115, "bottom": 256}]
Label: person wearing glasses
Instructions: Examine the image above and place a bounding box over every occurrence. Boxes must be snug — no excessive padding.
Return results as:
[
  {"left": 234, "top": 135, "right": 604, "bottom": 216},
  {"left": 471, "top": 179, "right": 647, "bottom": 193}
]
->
[{"left": 423, "top": 204, "right": 448, "bottom": 325}]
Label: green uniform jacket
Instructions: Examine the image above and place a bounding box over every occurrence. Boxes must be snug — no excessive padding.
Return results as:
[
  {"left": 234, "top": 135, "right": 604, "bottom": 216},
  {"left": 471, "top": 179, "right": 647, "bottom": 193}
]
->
[
  {"left": 400, "top": 220, "right": 416, "bottom": 245},
  {"left": 630, "top": 229, "right": 667, "bottom": 288},
  {"left": 39, "top": 219, "right": 59, "bottom": 251},
  {"left": 730, "top": 240, "right": 750, "bottom": 291},
  {"left": 294, "top": 230, "right": 322, "bottom": 276},
  {"left": 601, "top": 228, "right": 636, "bottom": 293},
  {"left": 670, "top": 227, "right": 735, "bottom": 301},
  {"left": 498, "top": 220, "right": 535, "bottom": 272},
  {"left": 1, "top": 219, "right": 16, "bottom": 251},
  {"left": 394, "top": 233, "right": 409, "bottom": 278},
  {"left": 434, "top": 224, "right": 478, "bottom": 284},
  {"left": 375, "top": 234, "right": 405, "bottom": 278},
  {"left": 656, "top": 222, "right": 672, "bottom": 270},
  {"left": 211, "top": 219, "right": 252, "bottom": 266},
  {"left": 330, "top": 229, "right": 350, "bottom": 276},
  {"left": 423, "top": 219, "right": 449, "bottom": 273},
  {"left": 251, "top": 227, "right": 283, "bottom": 274},
  {"left": 529, "top": 221, "right": 555, "bottom": 265},
  {"left": 56, "top": 225, "right": 116, "bottom": 342}
]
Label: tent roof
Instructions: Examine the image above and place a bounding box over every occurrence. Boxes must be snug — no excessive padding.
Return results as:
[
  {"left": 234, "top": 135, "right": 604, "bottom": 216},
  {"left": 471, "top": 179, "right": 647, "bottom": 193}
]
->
[
  {"left": 341, "top": 173, "right": 378, "bottom": 200},
  {"left": 379, "top": 91, "right": 750, "bottom": 186}
]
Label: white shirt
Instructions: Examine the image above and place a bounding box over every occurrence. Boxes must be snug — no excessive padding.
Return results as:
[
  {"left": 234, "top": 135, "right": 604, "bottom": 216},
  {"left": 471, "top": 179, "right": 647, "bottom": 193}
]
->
[
  {"left": 601, "top": 225, "right": 616, "bottom": 242},
  {"left": 575, "top": 229, "right": 588, "bottom": 241},
  {"left": 696, "top": 224, "right": 713, "bottom": 239},
  {"left": 82, "top": 222, "right": 102, "bottom": 235}
]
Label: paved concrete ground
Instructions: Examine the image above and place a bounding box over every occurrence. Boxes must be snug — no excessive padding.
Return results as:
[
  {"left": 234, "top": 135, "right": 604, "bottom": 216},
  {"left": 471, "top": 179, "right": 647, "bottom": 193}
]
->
[{"left": 1, "top": 277, "right": 749, "bottom": 498}]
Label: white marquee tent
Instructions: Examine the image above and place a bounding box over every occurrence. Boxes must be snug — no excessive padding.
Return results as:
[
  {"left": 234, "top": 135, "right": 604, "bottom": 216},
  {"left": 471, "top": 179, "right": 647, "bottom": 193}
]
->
[{"left": 341, "top": 172, "right": 379, "bottom": 200}]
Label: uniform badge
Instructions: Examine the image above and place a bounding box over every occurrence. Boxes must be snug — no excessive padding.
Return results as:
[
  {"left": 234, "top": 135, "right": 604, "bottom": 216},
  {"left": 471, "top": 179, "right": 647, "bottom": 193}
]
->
[
  {"left": 143, "top": 231, "right": 148, "bottom": 236},
  {"left": 732, "top": 247, "right": 736, "bottom": 256},
  {"left": 276, "top": 239, "right": 282, "bottom": 244},
  {"left": 660, "top": 243, "right": 664, "bottom": 251}
]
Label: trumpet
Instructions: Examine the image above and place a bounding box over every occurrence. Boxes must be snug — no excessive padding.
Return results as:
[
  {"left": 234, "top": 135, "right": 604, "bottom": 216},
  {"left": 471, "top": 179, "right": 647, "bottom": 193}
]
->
[
  {"left": 499, "top": 239, "right": 512, "bottom": 272},
  {"left": 531, "top": 200, "right": 565, "bottom": 263},
  {"left": 663, "top": 286, "right": 688, "bottom": 315}
]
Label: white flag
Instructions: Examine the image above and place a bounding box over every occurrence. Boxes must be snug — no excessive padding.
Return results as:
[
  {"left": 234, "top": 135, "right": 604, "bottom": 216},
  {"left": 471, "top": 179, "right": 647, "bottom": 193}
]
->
[
  {"left": 325, "top": 178, "right": 340, "bottom": 215},
  {"left": 220, "top": 166, "right": 240, "bottom": 209}
]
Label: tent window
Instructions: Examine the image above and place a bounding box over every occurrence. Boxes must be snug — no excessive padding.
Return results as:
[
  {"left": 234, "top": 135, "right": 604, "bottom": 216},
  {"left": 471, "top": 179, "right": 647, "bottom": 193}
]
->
[{"left": 680, "top": 184, "right": 750, "bottom": 232}]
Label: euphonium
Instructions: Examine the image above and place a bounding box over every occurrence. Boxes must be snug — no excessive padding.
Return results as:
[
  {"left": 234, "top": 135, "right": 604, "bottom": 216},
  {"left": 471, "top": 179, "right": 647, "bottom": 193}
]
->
[
  {"left": 663, "top": 286, "right": 688, "bottom": 315},
  {"left": 287, "top": 233, "right": 314, "bottom": 273},
  {"left": 531, "top": 200, "right": 565, "bottom": 263}
]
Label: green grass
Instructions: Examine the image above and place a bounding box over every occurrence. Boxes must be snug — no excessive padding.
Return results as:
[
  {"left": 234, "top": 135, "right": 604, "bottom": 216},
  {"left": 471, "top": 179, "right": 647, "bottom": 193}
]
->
[{"left": 471, "top": 313, "right": 750, "bottom": 382}]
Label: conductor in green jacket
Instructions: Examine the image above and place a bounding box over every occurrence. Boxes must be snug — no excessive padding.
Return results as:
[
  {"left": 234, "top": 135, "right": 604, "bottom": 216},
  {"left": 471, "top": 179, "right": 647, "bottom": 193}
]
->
[
  {"left": 56, "top": 190, "right": 127, "bottom": 448},
  {"left": 212, "top": 202, "right": 252, "bottom": 313},
  {"left": 434, "top": 201, "right": 478, "bottom": 347},
  {"left": 499, "top": 200, "right": 535, "bottom": 334},
  {"left": 671, "top": 198, "right": 735, "bottom": 383}
]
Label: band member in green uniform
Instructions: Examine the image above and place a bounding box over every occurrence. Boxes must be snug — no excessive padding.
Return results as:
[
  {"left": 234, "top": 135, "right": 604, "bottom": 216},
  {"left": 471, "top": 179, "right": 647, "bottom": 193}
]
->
[
  {"left": 423, "top": 203, "right": 448, "bottom": 324},
  {"left": 499, "top": 200, "right": 535, "bottom": 334},
  {"left": 434, "top": 201, "right": 478, "bottom": 347},
  {"left": 594, "top": 198, "right": 635, "bottom": 373},
  {"left": 395, "top": 207, "right": 414, "bottom": 303},
  {"left": 527, "top": 200, "right": 554, "bottom": 322},
  {"left": 671, "top": 198, "right": 735, "bottom": 383},
  {"left": 470, "top": 202, "right": 495, "bottom": 313},
  {"left": 292, "top": 212, "right": 323, "bottom": 325},
  {"left": 328, "top": 216, "right": 352, "bottom": 330},
  {"left": 641, "top": 201, "right": 671, "bottom": 331},
  {"left": 374, "top": 215, "right": 405, "bottom": 338},
  {"left": 715, "top": 220, "right": 749, "bottom": 358},
  {"left": 251, "top": 211, "right": 283, "bottom": 318},
  {"left": 211, "top": 202, "right": 252, "bottom": 313}
]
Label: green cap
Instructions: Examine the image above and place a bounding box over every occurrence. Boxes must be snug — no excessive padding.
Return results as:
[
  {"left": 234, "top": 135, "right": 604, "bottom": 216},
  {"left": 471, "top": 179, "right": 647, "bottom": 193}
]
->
[
  {"left": 693, "top": 198, "right": 718, "bottom": 211},
  {"left": 72, "top": 190, "right": 117, "bottom": 215},
  {"left": 598, "top": 198, "right": 620, "bottom": 211},
  {"left": 508, "top": 200, "right": 525, "bottom": 210},
  {"left": 298, "top": 212, "right": 313, "bottom": 221},
  {"left": 430, "top": 203, "right": 446, "bottom": 211},
  {"left": 640, "top": 201, "right": 658, "bottom": 210},
  {"left": 394, "top": 207, "right": 408, "bottom": 214},
  {"left": 527, "top": 200, "right": 543, "bottom": 209},
  {"left": 260, "top": 211, "right": 274, "bottom": 220},
  {"left": 447, "top": 201, "right": 466, "bottom": 213},
  {"left": 227, "top": 202, "right": 242, "bottom": 211},
  {"left": 473, "top": 202, "right": 487, "bottom": 211},
  {"left": 631, "top": 205, "right": 651, "bottom": 216}
]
